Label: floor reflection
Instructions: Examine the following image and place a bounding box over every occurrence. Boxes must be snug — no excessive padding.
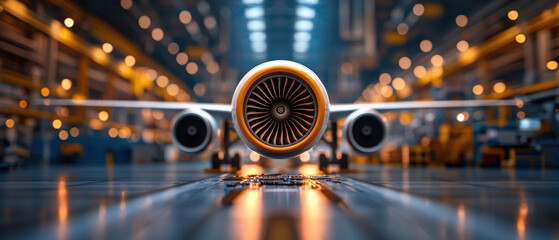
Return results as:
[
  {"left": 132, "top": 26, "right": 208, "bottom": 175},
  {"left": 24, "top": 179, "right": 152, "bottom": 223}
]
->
[
  {"left": 231, "top": 189, "right": 263, "bottom": 240},
  {"left": 57, "top": 179, "right": 67, "bottom": 240},
  {"left": 300, "top": 183, "right": 329, "bottom": 240}
]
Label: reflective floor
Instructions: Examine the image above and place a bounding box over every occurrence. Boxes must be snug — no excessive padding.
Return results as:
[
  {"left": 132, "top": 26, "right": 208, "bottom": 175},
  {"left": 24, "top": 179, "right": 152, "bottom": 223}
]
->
[{"left": 1, "top": 162, "right": 558, "bottom": 240}]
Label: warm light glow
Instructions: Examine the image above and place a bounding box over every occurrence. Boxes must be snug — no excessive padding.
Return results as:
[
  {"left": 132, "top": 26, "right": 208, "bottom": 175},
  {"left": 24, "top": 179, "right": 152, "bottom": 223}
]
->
[
  {"left": 108, "top": 128, "right": 118, "bottom": 138},
  {"left": 168, "top": 42, "right": 179, "bottom": 55},
  {"left": 232, "top": 187, "right": 262, "bottom": 240},
  {"left": 547, "top": 60, "right": 558, "bottom": 70},
  {"left": 472, "top": 84, "right": 484, "bottom": 95},
  {"left": 124, "top": 55, "right": 136, "bottom": 67},
  {"left": 166, "top": 84, "right": 179, "bottom": 96},
  {"left": 70, "top": 127, "right": 79, "bottom": 137},
  {"left": 420, "top": 40, "right": 433, "bottom": 53},
  {"left": 392, "top": 77, "right": 406, "bottom": 90},
  {"left": 380, "top": 85, "right": 394, "bottom": 98},
  {"left": 102, "top": 43, "right": 113, "bottom": 53},
  {"left": 186, "top": 62, "right": 198, "bottom": 74},
  {"left": 517, "top": 111, "right": 526, "bottom": 119},
  {"left": 120, "top": 0, "right": 132, "bottom": 9},
  {"left": 431, "top": 55, "right": 444, "bottom": 67},
  {"left": 19, "top": 100, "right": 27, "bottom": 109},
  {"left": 59, "top": 130, "right": 69, "bottom": 141},
  {"left": 194, "top": 83, "right": 206, "bottom": 96},
  {"left": 379, "top": 73, "right": 391, "bottom": 85},
  {"left": 397, "top": 23, "right": 409, "bottom": 35},
  {"left": 456, "top": 40, "right": 469, "bottom": 52},
  {"left": 156, "top": 75, "right": 169, "bottom": 88},
  {"left": 4, "top": 119, "right": 14, "bottom": 128},
  {"left": 517, "top": 203, "right": 528, "bottom": 239},
  {"left": 41, "top": 87, "right": 50, "bottom": 97},
  {"left": 457, "top": 113, "right": 466, "bottom": 122},
  {"left": 64, "top": 18, "right": 74, "bottom": 28},
  {"left": 138, "top": 15, "right": 151, "bottom": 29},
  {"left": 455, "top": 15, "right": 468, "bottom": 27},
  {"left": 98, "top": 111, "right": 109, "bottom": 121},
  {"left": 61, "top": 78, "right": 72, "bottom": 90},
  {"left": 58, "top": 180, "right": 68, "bottom": 223},
  {"left": 514, "top": 34, "right": 526, "bottom": 44},
  {"left": 300, "top": 181, "right": 328, "bottom": 240},
  {"left": 493, "top": 82, "right": 506, "bottom": 93},
  {"left": 412, "top": 4, "right": 424, "bottom": 16},
  {"left": 300, "top": 152, "right": 311, "bottom": 162},
  {"left": 238, "top": 164, "right": 264, "bottom": 176},
  {"left": 151, "top": 28, "right": 164, "bottom": 41},
  {"left": 89, "top": 119, "right": 103, "bottom": 130},
  {"left": 145, "top": 69, "right": 157, "bottom": 81},
  {"left": 399, "top": 56, "right": 411, "bottom": 70},
  {"left": 508, "top": 10, "right": 519, "bottom": 21},
  {"left": 118, "top": 127, "right": 132, "bottom": 139},
  {"left": 52, "top": 119, "right": 62, "bottom": 129},
  {"left": 298, "top": 164, "right": 319, "bottom": 176},
  {"left": 206, "top": 61, "right": 220, "bottom": 74},
  {"left": 249, "top": 151, "right": 260, "bottom": 162},
  {"left": 413, "top": 65, "right": 427, "bottom": 78},
  {"left": 176, "top": 52, "right": 189, "bottom": 65},
  {"left": 341, "top": 62, "right": 354, "bottom": 75},
  {"left": 179, "top": 10, "right": 192, "bottom": 24}
]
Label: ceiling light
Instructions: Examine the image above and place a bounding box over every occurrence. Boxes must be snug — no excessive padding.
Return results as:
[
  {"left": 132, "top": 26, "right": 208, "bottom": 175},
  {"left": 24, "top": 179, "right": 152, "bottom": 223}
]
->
[
  {"left": 245, "top": 7, "right": 264, "bottom": 18},
  {"left": 296, "top": 6, "right": 316, "bottom": 18},
  {"left": 295, "top": 20, "right": 313, "bottom": 31},
  {"left": 249, "top": 32, "right": 266, "bottom": 42},
  {"left": 247, "top": 20, "right": 265, "bottom": 31},
  {"left": 294, "top": 32, "right": 311, "bottom": 42}
]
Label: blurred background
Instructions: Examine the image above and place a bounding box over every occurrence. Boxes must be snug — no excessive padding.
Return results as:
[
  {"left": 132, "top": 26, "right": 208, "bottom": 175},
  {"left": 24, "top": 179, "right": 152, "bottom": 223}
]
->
[{"left": 0, "top": 0, "right": 558, "bottom": 169}]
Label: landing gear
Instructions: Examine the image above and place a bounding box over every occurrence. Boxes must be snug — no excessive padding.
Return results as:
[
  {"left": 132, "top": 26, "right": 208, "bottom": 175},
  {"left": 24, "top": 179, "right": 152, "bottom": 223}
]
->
[
  {"left": 319, "top": 121, "right": 350, "bottom": 172},
  {"left": 209, "top": 120, "right": 241, "bottom": 172}
]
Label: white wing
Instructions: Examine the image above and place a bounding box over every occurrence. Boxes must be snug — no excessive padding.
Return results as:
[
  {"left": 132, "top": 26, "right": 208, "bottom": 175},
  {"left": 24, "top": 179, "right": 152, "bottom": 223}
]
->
[
  {"left": 34, "top": 99, "right": 232, "bottom": 118},
  {"left": 330, "top": 99, "right": 517, "bottom": 119}
]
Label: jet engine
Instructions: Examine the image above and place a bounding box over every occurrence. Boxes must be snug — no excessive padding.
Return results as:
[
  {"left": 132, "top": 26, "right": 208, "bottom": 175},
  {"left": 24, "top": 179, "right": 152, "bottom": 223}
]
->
[
  {"left": 343, "top": 109, "right": 388, "bottom": 154},
  {"left": 171, "top": 109, "right": 217, "bottom": 154},
  {"left": 232, "top": 60, "right": 330, "bottom": 159}
]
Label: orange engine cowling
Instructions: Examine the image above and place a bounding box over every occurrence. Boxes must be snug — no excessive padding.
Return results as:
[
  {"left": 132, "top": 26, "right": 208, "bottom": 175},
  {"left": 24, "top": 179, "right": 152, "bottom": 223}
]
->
[{"left": 232, "top": 60, "right": 330, "bottom": 159}]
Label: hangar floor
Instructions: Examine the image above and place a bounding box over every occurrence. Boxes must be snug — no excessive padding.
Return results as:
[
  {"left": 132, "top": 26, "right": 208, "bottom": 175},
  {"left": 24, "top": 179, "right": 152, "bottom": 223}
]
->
[{"left": 1, "top": 162, "right": 558, "bottom": 240}]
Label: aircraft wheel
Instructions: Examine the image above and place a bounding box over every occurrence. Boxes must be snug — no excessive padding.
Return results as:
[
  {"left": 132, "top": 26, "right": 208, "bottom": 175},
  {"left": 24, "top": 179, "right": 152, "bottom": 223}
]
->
[
  {"left": 231, "top": 153, "right": 241, "bottom": 170},
  {"left": 339, "top": 153, "right": 349, "bottom": 169},
  {"left": 319, "top": 153, "right": 328, "bottom": 170},
  {"left": 211, "top": 152, "right": 221, "bottom": 169}
]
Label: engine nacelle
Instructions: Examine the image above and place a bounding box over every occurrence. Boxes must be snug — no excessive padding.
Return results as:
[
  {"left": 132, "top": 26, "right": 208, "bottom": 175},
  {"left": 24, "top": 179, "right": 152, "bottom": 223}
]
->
[
  {"left": 343, "top": 109, "right": 388, "bottom": 154},
  {"left": 171, "top": 109, "right": 217, "bottom": 154},
  {"left": 232, "top": 60, "right": 330, "bottom": 159}
]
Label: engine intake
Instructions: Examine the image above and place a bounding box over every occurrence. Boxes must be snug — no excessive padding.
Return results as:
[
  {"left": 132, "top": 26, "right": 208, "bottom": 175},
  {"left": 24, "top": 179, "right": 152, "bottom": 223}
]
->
[
  {"left": 343, "top": 109, "right": 388, "bottom": 154},
  {"left": 171, "top": 109, "right": 216, "bottom": 154}
]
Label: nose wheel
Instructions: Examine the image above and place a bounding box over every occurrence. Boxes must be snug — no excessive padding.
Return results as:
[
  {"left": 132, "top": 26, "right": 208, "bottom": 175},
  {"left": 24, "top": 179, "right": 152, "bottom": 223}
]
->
[
  {"left": 209, "top": 120, "right": 241, "bottom": 172},
  {"left": 319, "top": 121, "right": 350, "bottom": 172}
]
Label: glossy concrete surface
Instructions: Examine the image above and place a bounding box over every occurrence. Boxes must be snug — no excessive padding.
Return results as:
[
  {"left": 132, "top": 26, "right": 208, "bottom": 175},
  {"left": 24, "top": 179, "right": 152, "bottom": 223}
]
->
[{"left": 1, "top": 162, "right": 558, "bottom": 240}]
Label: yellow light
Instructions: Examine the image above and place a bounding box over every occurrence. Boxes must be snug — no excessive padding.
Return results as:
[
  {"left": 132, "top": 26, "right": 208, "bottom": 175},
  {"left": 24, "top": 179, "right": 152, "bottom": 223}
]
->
[
  {"left": 168, "top": 42, "right": 180, "bottom": 55},
  {"left": 431, "top": 55, "right": 444, "bottom": 67},
  {"left": 456, "top": 113, "right": 465, "bottom": 122},
  {"left": 4, "top": 119, "right": 14, "bottom": 128},
  {"left": 398, "top": 57, "right": 411, "bottom": 70},
  {"left": 70, "top": 127, "right": 79, "bottom": 137},
  {"left": 380, "top": 85, "right": 394, "bottom": 98},
  {"left": 206, "top": 62, "right": 220, "bottom": 74},
  {"left": 176, "top": 52, "right": 189, "bottom": 65},
  {"left": 52, "top": 119, "right": 62, "bottom": 129},
  {"left": 392, "top": 77, "right": 406, "bottom": 90},
  {"left": 98, "top": 111, "right": 109, "bottom": 121},
  {"left": 61, "top": 78, "right": 72, "bottom": 90},
  {"left": 472, "top": 84, "right": 484, "bottom": 95},
  {"left": 64, "top": 18, "right": 74, "bottom": 28},
  {"left": 194, "top": 83, "right": 206, "bottom": 97},
  {"left": 420, "top": 40, "right": 432, "bottom": 53},
  {"left": 508, "top": 10, "right": 519, "bottom": 21},
  {"left": 298, "top": 164, "right": 319, "bottom": 176},
  {"left": 379, "top": 73, "right": 391, "bottom": 85},
  {"left": 412, "top": 4, "right": 424, "bottom": 16},
  {"left": 432, "top": 67, "right": 443, "bottom": 78},
  {"left": 413, "top": 65, "right": 427, "bottom": 78},
  {"left": 186, "top": 62, "right": 198, "bottom": 74},
  {"left": 108, "top": 128, "right": 118, "bottom": 138},
  {"left": 341, "top": 62, "right": 354, "bottom": 75},
  {"left": 145, "top": 69, "right": 158, "bottom": 81},
  {"left": 19, "top": 100, "right": 27, "bottom": 109},
  {"left": 300, "top": 152, "right": 311, "bottom": 162},
  {"left": 118, "top": 127, "right": 132, "bottom": 138},
  {"left": 166, "top": 84, "right": 179, "bottom": 96},
  {"left": 138, "top": 15, "right": 151, "bottom": 29},
  {"left": 493, "top": 82, "right": 506, "bottom": 93},
  {"left": 249, "top": 151, "right": 260, "bottom": 162},
  {"left": 179, "top": 10, "right": 192, "bottom": 24},
  {"left": 397, "top": 23, "right": 409, "bottom": 35},
  {"left": 124, "top": 55, "right": 136, "bottom": 67},
  {"left": 102, "top": 43, "right": 113, "bottom": 53},
  {"left": 455, "top": 15, "right": 468, "bottom": 27},
  {"left": 456, "top": 40, "right": 469, "bottom": 52},
  {"left": 547, "top": 60, "right": 558, "bottom": 70},
  {"left": 156, "top": 75, "right": 169, "bottom": 88},
  {"left": 515, "top": 34, "right": 526, "bottom": 44},
  {"left": 517, "top": 111, "right": 525, "bottom": 119},
  {"left": 59, "top": 130, "right": 69, "bottom": 141},
  {"left": 151, "top": 28, "right": 164, "bottom": 41},
  {"left": 41, "top": 87, "right": 50, "bottom": 97}
]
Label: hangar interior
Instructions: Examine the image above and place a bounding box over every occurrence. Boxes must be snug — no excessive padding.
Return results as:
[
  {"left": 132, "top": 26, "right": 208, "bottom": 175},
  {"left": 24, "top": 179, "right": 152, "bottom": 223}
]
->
[{"left": 0, "top": 0, "right": 559, "bottom": 239}]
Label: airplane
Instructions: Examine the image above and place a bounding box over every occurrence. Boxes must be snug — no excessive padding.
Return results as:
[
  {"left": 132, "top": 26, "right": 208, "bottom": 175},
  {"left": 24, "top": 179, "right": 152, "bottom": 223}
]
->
[{"left": 36, "top": 60, "right": 519, "bottom": 170}]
